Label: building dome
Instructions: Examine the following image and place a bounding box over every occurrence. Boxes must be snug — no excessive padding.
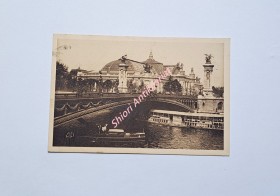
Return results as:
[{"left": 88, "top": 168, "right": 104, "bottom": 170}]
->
[
  {"left": 100, "top": 59, "right": 143, "bottom": 74},
  {"left": 142, "top": 51, "right": 164, "bottom": 74},
  {"left": 99, "top": 52, "right": 165, "bottom": 75}
]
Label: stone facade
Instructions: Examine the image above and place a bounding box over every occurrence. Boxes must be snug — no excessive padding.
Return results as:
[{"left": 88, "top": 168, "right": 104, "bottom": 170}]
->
[
  {"left": 76, "top": 52, "right": 202, "bottom": 95},
  {"left": 197, "top": 97, "right": 224, "bottom": 114},
  {"left": 197, "top": 57, "right": 224, "bottom": 114}
]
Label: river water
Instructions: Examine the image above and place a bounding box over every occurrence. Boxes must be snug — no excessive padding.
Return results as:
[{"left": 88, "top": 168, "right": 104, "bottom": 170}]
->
[
  {"left": 145, "top": 123, "right": 223, "bottom": 150},
  {"left": 53, "top": 107, "right": 224, "bottom": 150}
]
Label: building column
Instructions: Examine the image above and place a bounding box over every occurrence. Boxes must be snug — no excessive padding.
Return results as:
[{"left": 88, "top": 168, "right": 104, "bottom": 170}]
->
[
  {"left": 118, "top": 63, "right": 129, "bottom": 93},
  {"left": 203, "top": 63, "right": 214, "bottom": 95}
]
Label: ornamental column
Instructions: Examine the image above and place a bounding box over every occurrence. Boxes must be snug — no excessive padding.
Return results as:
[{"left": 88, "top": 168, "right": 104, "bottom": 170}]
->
[
  {"left": 118, "top": 63, "right": 129, "bottom": 93},
  {"left": 203, "top": 54, "right": 214, "bottom": 96}
]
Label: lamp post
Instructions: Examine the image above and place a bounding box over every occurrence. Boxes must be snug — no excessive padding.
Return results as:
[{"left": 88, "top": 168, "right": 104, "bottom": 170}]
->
[
  {"left": 199, "top": 86, "right": 204, "bottom": 95},
  {"left": 186, "top": 81, "right": 190, "bottom": 95}
]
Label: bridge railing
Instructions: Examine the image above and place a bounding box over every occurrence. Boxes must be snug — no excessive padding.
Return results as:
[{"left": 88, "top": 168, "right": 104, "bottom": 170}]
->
[
  {"left": 54, "top": 100, "right": 132, "bottom": 127},
  {"left": 55, "top": 92, "right": 197, "bottom": 100},
  {"left": 54, "top": 92, "right": 198, "bottom": 118}
]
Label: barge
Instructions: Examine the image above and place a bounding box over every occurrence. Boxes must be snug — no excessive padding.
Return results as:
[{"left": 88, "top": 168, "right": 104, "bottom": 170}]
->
[
  {"left": 91, "top": 129, "right": 146, "bottom": 147},
  {"left": 148, "top": 109, "right": 224, "bottom": 131}
]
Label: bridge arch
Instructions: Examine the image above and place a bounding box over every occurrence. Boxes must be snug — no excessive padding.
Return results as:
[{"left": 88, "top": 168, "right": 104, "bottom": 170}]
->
[
  {"left": 54, "top": 100, "right": 132, "bottom": 127},
  {"left": 146, "top": 98, "right": 194, "bottom": 113},
  {"left": 54, "top": 98, "right": 195, "bottom": 127}
]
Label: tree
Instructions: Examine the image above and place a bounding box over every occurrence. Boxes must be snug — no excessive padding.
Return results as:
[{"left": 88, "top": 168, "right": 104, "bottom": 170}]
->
[
  {"left": 56, "top": 61, "right": 68, "bottom": 90},
  {"left": 212, "top": 86, "right": 224, "bottom": 97},
  {"left": 138, "top": 80, "right": 145, "bottom": 92},
  {"left": 67, "top": 69, "right": 78, "bottom": 91},
  {"left": 113, "top": 79, "right": 119, "bottom": 93},
  {"left": 103, "top": 80, "right": 113, "bottom": 92},
  {"left": 171, "top": 79, "right": 182, "bottom": 94},
  {"left": 87, "top": 79, "right": 97, "bottom": 92},
  {"left": 163, "top": 76, "right": 182, "bottom": 94},
  {"left": 198, "top": 86, "right": 204, "bottom": 95},
  {"left": 76, "top": 78, "right": 84, "bottom": 95},
  {"left": 98, "top": 77, "right": 103, "bottom": 93},
  {"left": 163, "top": 76, "right": 173, "bottom": 93},
  {"left": 127, "top": 79, "right": 134, "bottom": 93}
]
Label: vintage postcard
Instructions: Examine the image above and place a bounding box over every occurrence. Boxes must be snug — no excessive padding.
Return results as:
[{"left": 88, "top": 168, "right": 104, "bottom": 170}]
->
[{"left": 48, "top": 34, "right": 230, "bottom": 155}]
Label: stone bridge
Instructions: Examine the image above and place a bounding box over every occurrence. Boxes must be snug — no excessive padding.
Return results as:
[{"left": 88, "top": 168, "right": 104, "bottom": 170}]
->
[{"left": 53, "top": 93, "right": 198, "bottom": 127}]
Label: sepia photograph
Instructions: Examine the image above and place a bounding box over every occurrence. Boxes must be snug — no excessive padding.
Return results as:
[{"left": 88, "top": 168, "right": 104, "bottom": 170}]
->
[
  {"left": 4, "top": 0, "right": 280, "bottom": 195},
  {"left": 48, "top": 34, "right": 230, "bottom": 155}
]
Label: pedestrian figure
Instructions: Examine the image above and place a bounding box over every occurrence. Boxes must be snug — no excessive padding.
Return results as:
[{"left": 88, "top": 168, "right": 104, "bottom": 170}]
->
[
  {"left": 97, "top": 124, "right": 102, "bottom": 134},
  {"left": 101, "top": 124, "right": 108, "bottom": 134},
  {"left": 65, "top": 131, "right": 75, "bottom": 146}
]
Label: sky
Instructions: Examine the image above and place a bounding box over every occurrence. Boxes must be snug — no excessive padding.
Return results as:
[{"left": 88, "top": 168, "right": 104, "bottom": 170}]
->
[{"left": 55, "top": 35, "right": 226, "bottom": 86}]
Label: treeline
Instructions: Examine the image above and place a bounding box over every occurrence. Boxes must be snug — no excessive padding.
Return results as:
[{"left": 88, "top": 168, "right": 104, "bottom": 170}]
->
[
  {"left": 163, "top": 76, "right": 182, "bottom": 94},
  {"left": 212, "top": 86, "right": 224, "bottom": 97},
  {"left": 55, "top": 61, "right": 119, "bottom": 93},
  {"left": 55, "top": 61, "right": 208, "bottom": 96}
]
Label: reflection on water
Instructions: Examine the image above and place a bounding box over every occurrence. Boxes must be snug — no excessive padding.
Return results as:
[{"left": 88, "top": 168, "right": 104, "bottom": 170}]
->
[
  {"left": 145, "top": 123, "right": 223, "bottom": 150},
  {"left": 54, "top": 116, "right": 223, "bottom": 150},
  {"left": 53, "top": 104, "right": 223, "bottom": 150}
]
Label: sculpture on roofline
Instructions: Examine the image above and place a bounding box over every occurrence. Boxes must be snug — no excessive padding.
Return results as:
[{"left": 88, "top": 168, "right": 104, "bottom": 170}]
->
[{"left": 204, "top": 54, "right": 214, "bottom": 64}]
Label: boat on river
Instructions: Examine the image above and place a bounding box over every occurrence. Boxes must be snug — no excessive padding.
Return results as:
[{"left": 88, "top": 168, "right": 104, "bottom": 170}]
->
[
  {"left": 148, "top": 109, "right": 224, "bottom": 131},
  {"left": 91, "top": 129, "right": 146, "bottom": 147}
]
